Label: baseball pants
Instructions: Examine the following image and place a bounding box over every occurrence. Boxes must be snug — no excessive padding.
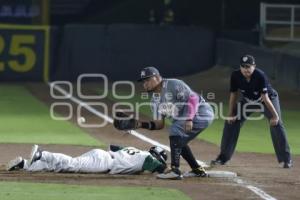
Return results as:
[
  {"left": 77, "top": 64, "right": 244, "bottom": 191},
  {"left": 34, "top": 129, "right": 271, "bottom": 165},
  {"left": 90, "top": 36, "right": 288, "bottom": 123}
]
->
[
  {"left": 25, "top": 149, "right": 113, "bottom": 173},
  {"left": 169, "top": 102, "right": 214, "bottom": 169},
  {"left": 218, "top": 93, "right": 291, "bottom": 163}
]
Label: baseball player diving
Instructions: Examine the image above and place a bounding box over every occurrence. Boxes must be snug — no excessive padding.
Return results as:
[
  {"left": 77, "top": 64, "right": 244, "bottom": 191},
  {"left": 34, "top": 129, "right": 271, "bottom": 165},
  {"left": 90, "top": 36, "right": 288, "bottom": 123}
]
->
[
  {"left": 7, "top": 144, "right": 168, "bottom": 174},
  {"left": 113, "top": 66, "right": 214, "bottom": 180}
]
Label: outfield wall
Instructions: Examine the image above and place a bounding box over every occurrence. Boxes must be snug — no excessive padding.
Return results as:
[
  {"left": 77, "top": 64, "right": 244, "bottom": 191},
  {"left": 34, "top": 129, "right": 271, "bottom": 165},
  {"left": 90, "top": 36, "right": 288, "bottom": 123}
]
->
[
  {"left": 216, "top": 39, "right": 300, "bottom": 90},
  {"left": 0, "top": 24, "right": 299, "bottom": 90},
  {"left": 52, "top": 24, "right": 215, "bottom": 81}
]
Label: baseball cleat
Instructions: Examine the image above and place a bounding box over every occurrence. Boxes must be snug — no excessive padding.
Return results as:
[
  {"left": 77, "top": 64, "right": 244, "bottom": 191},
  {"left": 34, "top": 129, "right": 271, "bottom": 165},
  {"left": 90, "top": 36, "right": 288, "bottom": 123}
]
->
[
  {"left": 283, "top": 160, "right": 293, "bottom": 168},
  {"left": 7, "top": 156, "right": 24, "bottom": 171},
  {"left": 28, "top": 144, "right": 42, "bottom": 165},
  {"left": 210, "top": 158, "right": 226, "bottom": 166},
  {"left": 183, "top": 167, "right": 208, "bottom": 178},
  {"left": 156, "top": 169, "right": 183, "bottom": 180}
]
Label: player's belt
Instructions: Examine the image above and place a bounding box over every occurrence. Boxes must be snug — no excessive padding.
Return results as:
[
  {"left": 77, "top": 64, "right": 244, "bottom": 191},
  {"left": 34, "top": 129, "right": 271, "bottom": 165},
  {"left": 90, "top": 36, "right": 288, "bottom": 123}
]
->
[
  {"left": 244, "top": 97, "right": 262, "bottom": 103},
  {"left": 199, "top": 95, "right": 205, "bottom": 103}
]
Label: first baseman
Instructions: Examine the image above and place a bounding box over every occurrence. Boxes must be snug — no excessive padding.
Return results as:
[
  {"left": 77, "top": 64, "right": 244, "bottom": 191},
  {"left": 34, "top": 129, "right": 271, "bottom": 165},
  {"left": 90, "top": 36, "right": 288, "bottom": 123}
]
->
[{"left": 134, "top": 66, "right": 214, "bottom": 180}]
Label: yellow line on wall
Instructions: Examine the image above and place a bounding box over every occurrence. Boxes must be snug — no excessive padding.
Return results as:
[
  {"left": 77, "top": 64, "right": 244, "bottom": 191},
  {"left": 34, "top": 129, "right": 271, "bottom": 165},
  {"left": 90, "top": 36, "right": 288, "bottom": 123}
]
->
[
  {"left": 0, "top": 24, "right": 49, "bottom": 30},
  {"left": 43, "top": 26, "right": 50, "bottom": 82}
]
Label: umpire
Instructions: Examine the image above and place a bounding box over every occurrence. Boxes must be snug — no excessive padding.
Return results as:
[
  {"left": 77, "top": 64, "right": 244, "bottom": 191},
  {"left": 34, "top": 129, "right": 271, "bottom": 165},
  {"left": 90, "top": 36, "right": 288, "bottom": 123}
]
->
[{"left": 211, "top": 55, "right": 292, "bottom": 168}]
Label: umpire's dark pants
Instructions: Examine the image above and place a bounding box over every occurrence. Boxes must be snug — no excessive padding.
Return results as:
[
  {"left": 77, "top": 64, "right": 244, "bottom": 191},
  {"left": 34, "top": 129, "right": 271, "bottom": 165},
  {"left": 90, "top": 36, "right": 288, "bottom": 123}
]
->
[{"left": 218, "top": 93, "right": 291, "bottom": 163}]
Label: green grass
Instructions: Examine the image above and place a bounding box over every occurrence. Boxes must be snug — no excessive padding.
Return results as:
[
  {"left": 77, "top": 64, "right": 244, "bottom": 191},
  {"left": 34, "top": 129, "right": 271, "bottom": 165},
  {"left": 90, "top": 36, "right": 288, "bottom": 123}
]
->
[
  {"left": 0, "top": 85, "right": 102, "bottom": 147},
  {"left": 0, "top": 182, "right": 190, "bottom": 200},
  {"left": 202, "top": 107, "right": 300, "bottom": 154},
  {"left": 104, "top": 90, "right": 300, "bottom": 155}
]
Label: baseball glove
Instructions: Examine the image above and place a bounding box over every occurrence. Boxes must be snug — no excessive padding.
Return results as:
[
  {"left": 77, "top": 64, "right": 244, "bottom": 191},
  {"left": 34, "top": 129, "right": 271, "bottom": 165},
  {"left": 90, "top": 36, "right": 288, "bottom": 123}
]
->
[{"left": 113, "top": 111, "right": 139, "bottom": 131}]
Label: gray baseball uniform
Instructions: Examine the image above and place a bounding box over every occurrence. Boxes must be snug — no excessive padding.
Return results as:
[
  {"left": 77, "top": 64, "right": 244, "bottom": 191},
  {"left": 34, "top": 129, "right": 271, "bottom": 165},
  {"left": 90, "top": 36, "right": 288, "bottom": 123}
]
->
[
  {"left": 151, "top": 78, "right": 214, "bottom": 138},
  {"left": 150, "top": 78, "right": 214, "bottom": 171}
]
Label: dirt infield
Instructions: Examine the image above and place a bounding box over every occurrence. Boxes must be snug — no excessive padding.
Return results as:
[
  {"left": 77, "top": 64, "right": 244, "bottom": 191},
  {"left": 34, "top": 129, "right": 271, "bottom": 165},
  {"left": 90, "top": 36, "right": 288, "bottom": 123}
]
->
[{"left": 0, "top": 78, "right": 299, "bottom": 200}]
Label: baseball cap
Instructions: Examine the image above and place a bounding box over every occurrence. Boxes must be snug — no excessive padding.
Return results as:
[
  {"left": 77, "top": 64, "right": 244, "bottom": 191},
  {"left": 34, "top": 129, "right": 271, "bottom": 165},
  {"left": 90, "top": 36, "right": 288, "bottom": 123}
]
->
[
  {"left": 138, "top": 66, "right": 160, "bottom": 82},
  {"left": 240, "top": 55, "right": 255, "bottom": 67}
]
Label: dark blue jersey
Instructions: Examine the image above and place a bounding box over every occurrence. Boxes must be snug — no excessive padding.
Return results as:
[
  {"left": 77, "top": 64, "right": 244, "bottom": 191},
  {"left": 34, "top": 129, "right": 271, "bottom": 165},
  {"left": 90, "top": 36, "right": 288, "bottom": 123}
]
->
[{"left": 230, "top": 68, "right": 275, "bottom": 101}]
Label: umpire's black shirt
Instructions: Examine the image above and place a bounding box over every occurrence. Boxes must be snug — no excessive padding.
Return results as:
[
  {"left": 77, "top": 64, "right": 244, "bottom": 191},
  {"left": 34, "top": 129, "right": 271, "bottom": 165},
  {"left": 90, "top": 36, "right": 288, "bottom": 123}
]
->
[{"left": 230, "top": 68, "right": 276, "bottom": 101}]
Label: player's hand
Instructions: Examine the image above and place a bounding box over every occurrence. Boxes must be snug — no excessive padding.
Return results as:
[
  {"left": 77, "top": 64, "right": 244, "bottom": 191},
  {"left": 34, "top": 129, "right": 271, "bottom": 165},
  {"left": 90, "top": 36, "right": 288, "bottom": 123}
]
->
[
  {"left": 270, "top": 116, "right": 279, "bottom": 126},
  {"left": 227, "top": 116, "right": 237, "bottom": 124},
  {"left": 162, "top": 166, "right": 172, "bottom": 173},
  {"left": 185, "top": 120, "right": 193, "bottom": 132}
]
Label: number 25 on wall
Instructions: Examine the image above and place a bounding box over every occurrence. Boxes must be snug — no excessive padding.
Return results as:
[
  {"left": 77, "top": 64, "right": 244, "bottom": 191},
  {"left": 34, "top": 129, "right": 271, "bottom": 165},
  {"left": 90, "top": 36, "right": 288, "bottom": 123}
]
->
[{"left": 0, "top": 34, "right": 36, "bottom": 72}]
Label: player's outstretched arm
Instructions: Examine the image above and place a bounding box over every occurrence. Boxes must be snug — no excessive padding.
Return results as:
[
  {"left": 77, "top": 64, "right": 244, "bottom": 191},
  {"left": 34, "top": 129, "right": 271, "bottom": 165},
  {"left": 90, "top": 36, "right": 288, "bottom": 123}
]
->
[{"left": 142, "top": 155, "right": 167, "bottom": 173}]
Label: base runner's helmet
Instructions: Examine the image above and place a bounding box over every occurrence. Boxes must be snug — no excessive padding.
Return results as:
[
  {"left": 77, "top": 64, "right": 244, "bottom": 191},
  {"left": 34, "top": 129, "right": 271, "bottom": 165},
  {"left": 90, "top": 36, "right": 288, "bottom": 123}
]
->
[{"left": 149, "top": 146, "right": 167, "bottom": 164}]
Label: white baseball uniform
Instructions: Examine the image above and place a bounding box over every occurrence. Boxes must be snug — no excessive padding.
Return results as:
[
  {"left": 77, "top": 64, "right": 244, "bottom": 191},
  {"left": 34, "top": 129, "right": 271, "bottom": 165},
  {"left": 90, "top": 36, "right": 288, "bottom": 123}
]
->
[
  {"left": 25, "top": 149, "right": 113, "bottom": 173},
  {"left": 109, "top": 147, "right": 158, "bottom": 174},
  {"left": 24, "top": 147, "right": 162, "bottom": 174}
]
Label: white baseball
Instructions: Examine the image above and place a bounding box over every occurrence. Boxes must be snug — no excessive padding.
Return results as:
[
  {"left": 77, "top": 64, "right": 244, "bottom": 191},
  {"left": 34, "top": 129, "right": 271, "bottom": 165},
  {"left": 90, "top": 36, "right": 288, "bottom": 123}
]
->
[{"left": 78, "top": 117, "right": 86, "bottom": 123}]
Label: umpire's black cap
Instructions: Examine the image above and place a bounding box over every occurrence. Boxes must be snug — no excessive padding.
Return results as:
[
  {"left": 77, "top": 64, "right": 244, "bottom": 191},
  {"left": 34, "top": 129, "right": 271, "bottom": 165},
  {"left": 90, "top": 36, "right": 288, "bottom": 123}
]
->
[
  {"left": 138, "top": 66, "right": 160, "bottom": 82},
  {"left": 240, "top": 55, "right": 255, "bottom": 66}
]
